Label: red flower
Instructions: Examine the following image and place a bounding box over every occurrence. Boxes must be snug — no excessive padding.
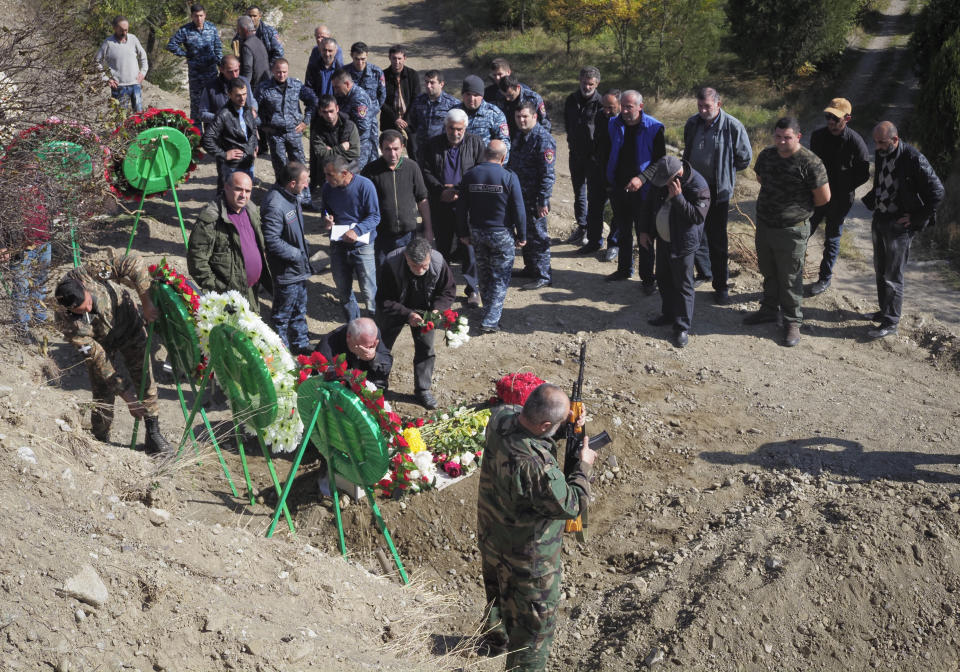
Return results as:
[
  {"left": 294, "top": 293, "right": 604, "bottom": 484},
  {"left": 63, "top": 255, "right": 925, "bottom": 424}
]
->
[
  {"left": 298, "top": 370, "right": 310, "bottom": 384},
  {"left": 396, "top": 436, "right": 408, "bottom": 448},
  {"left": 415, "top": 417, "right": 425, "bottom": 428},
  {"left": 296, "top": 354, "right": 310, "bottom": 366},
  {"left": 444, "top": 462, "right": 462, "bottom": 478}
]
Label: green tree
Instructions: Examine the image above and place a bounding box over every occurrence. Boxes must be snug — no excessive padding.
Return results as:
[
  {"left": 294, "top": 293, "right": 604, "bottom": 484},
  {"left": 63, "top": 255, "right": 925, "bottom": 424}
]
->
[
  {"left": 726, "top": 0, "right": 864, "bottom": 89},
  {"left": 916, "top": 29, "right": 960, "bottom": 174},
  {"left": 542, "top": 0, "right": 605, "bottom": 54},
  {"left": 910, "top": 0, "right": 960, "bottom": 86}
]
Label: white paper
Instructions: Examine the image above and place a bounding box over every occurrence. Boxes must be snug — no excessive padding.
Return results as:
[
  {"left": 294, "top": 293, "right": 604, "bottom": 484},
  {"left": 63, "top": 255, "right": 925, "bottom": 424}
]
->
[{"left": 330, "top": 223, "right": 370, "bottom": 245}]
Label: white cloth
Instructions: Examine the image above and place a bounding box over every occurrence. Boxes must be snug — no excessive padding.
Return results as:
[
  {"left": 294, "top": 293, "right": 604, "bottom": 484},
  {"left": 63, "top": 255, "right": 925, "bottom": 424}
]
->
[{"left": 655, "top": 202, "right": 671, "bottom": 242}]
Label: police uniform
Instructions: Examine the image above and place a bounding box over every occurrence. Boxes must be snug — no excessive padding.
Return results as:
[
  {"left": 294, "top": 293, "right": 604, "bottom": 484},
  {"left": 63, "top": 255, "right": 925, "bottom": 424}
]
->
[
  {"left": 456, "top": 100, "right": 511, "bottom": 158},
  {"left": 166, "top": 20, "right": 222, "bottom": 125},
  {"left": 55, "top": 252, "right": 157, "bottom": 441},
  {"left": 255, "top": 76, "right": 317, "bottom": 190},
  {"left": 345, "top": 63, "right": 386, "bottom": 165},
  {"left": 457, "top": 160, "right": 526, "bottom": 330},
  {"left": 477, "top": 405, "right": 591, "bottom": 672},
  {"left": 337, "top": 84, "right": 375, "bottom": 168},
  {"left": 409, "top": 91, "right": 459, "bottom": 158},
  {"left": 507, "top": 123, "right": 556, "bottom": 282},
  {"left": 496, "top": 83, "right": 551, "bottom": 137}
]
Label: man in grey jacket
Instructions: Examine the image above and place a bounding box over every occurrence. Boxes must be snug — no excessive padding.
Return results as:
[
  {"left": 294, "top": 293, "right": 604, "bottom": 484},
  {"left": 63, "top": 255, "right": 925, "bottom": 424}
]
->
[
  {"left": 95, "top": 16, "right": 148, "bottom": 111},
  {"left": 261, "top": 161, "right": 314, "bottom": 352},
  {"left": 682, "top": 87, "right": 752, "bottom": 305}
]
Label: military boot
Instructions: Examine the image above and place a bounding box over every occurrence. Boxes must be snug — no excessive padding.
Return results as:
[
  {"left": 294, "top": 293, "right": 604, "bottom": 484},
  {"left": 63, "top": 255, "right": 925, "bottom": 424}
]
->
[{"left": 143, "top": 416, "right": 172, "bottom": 455}]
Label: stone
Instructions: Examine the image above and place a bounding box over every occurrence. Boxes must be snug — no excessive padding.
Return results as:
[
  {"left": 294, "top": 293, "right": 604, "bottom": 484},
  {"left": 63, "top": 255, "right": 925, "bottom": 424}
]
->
[
  {"left": 765, "top": 556, "right": 783, "bottom": 571},
  {"left": 644, "top": 646, "right": 664, "bottom": 667},
  {"left": 63, "top": 564, "right": 109, "bottom": 608},
  {"left": 148, "top": 508, "right": 171, "bottom": 526},
  {"left": 75, "top": 609, "right": 86, "bottom": 622},
  {"left": 17, "top": 446, "right": 37, "bottom": 464},
  {"left": 0, "top": 385, "right": 12, "bottom": 398}
]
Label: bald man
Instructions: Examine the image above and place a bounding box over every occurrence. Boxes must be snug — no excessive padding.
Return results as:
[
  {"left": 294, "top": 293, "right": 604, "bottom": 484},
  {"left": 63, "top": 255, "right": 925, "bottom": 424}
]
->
[
  {"left": 862, "top": 121, "right": 944, "bottom": 339},
  {"left": 316, "top": 317, "right": 393, "bottom": 389}
]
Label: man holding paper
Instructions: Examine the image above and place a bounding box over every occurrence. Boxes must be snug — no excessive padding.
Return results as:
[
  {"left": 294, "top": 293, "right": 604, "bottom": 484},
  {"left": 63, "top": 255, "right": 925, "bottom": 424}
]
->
[{"left": 321, "top": 155, "right": 380, "bottom": 321}]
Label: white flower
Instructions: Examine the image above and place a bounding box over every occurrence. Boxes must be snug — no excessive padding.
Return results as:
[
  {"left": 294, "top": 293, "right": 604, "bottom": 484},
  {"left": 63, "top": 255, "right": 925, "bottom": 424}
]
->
[{"left": 461, "top": 452, "right": 475, "bottom": 467}]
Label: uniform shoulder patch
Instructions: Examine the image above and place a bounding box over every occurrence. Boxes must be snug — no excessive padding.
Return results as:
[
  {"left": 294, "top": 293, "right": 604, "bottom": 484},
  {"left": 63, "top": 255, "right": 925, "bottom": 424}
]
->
[
  {"left": 357, "top": 104, "right": 367, "bottom": 118},
  {"left": 543, "top": 148, "right": 555, "bottom": 164},
  {"left": 498, "top": 121, "right": 509, "bottom": 137}
]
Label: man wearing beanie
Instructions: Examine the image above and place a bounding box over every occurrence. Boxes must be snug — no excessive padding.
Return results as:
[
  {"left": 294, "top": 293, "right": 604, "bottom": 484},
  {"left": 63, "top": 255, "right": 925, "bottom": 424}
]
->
[
  {"left": 456, "top": 74, "right": 511, "bottom": 158},
  {"left": 54, "top": 251, "right": 172, "bottom": 455}
]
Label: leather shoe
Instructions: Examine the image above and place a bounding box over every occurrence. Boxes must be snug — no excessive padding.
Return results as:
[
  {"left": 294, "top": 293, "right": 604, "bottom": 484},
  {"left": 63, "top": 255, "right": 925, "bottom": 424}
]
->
[
  {"left": 562, "top": 228, "right": 587, "bottom": 245},
  {"left": 465, "top": 292, "right": 481, "bottom": 307},
  {"left": 673, "top": 330, "right": 689, "bottom": 348},
  {"left": 577, "top": 242, "right": 602, "bottom": 255},
  {"left": 603, "top": 247, "right": 619, "bottom": 262},
  {"left": 605, "top": 270, "right": 632, "bottom": 282},
  {"left": 416, "top": 391, "right": 438, "bottom": 409},
  {"left": 743, "top": 310, "right": 778, "bottom": 325},
  {"left": 864, "top": 310, "right": 883, "bottom": 322},
  {"left": 648, "top": 314, "right": 672, "bottom": 326},
  {"left": 713, "top": 291, "right": 730, "bottom": 305},
  {"left": 783, "top": 322, "right": 801, "bottom": 347},
  {"left": 480, "top": 323, "right": 500, "bottom": 334},
  {"left": 807, "top": 279, "right": 831, "bottom": 296},
  {"left": 641, "top": 281, "right": 657, "bottom": 296},
  {"left": 867, "top": 324, "right": 898, "bottom": 339},
  {"left": 522, "top": 278, "right": 551, "bottom": 290}
]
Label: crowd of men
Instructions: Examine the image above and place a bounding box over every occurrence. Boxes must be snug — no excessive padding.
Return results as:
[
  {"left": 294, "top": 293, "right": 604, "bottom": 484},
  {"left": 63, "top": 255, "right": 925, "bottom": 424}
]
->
[{"left": 80, "top": 9, "right": 950, "bottom": 672}]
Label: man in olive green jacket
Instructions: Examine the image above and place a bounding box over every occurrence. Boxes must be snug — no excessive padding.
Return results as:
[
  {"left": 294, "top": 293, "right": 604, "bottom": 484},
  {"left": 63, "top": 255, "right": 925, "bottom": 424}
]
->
[{"left": 188, "top": 171, "right": 272, "bottom": 308}]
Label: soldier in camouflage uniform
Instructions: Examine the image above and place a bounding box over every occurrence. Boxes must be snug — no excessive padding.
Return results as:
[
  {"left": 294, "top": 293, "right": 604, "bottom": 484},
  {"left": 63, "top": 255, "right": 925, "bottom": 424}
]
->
[
  {"left": 332, "top": 68, "right": 376, "bottom": 168},
  {"left": 477, "top": 383, "right": 596, "bottom": 671},
  {"left": 507, "top": 100, "right": 556, "bottom": 289},
  {"left": 345, "top": 42, "right": 386, "bottom": 166},
  {"left": 456, "top": 75, "right": 511, "bottom": 158},
  {"left": 166, "top": 4, "right": 223, "bottom": 125},
  {"left": 53, "top": 251, "right": 172, "bottom": 455}
]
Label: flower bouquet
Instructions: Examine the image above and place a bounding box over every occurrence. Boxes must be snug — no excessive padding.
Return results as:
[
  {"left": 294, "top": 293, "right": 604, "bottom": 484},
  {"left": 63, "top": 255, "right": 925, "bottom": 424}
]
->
[
  {"left": 106, "top": 107, "right": 203, "bottom": 199},
  {"left": 149, "top": 259, "right": 207, "bottom": 377},
  {"left": 377, "top": 425, "right": 438, "bottom": 497},
  {"left": 494, "top": 372, "right": 546, "bottom": 406},
  {"left": 418, "top": 308, "right": 470, "bottom": 348},
  {"left": 420, "top": 406, "right": 490, "bottom": 478},
  {"left": 295, "top": 350, "right": 405, "bottom": 451},
  {"left": 195, "top": 291, "right": 302, "bottom": 453}
]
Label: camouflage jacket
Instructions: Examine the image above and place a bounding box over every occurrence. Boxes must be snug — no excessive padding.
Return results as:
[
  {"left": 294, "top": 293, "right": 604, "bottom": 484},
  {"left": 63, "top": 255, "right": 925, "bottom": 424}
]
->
[
  {"left": 476, "top": 405, "right": 590, "bottom": 577},
  {"left": 55, "top": 252, "right": 152, "bottom": 396},
  {"left": 455, "top": 100, "right": 511, "bottom": 158},
  {"left": 166, "top": 21, "right": 222, "bottom": 74},
  {"left": 507, "top": 123, "right": 556, "bottom": 211}
]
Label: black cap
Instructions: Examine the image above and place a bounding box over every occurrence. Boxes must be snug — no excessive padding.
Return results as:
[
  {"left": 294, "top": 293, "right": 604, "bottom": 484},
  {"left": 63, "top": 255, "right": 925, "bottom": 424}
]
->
[
  {"left": 650, "top": 156, "right": 683, "bottom": 187},
  {"left": 55, "top": 277, "right": 86, "bottom": 309},
  {"left": 461, "top": 75, "right": 484, "bottom": 95}
]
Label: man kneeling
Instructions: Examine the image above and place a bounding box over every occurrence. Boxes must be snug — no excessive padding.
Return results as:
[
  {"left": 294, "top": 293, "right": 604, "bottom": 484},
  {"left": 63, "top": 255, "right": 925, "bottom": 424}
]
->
[
  {"left": 317, "top": 317, "right": 393, "bottom": 391},
  {"left": 376, "top": 237, "right": 456, "bottom": 409}
]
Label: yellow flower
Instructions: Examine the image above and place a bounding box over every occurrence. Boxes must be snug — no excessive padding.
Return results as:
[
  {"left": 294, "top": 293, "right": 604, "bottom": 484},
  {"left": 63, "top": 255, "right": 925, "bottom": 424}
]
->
[{"left": 403, "top": 427, "right": 427, "bottom": 454}]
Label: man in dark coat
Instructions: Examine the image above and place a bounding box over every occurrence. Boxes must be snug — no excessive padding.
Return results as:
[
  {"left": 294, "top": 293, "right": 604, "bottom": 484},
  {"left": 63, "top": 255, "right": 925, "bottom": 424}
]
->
[
  {"left": 641, "top": 156, "right": 711, "bottom": 349},
  {"left": 236, "top": 16, "right": 270, "bottom": 90},
  {"left": 381, "top": 45, "right": 421, "bottom": 157},
  {"left": 317, "top": 317, "right": 392, "bottom": 390},
  {"left": 375, "top": 237, "right": 456, "bottom": 409},
  {"left": 202, "top": 78, "right": 258, "bottom": 192},
  {"left": 309, "top": 94, "right": 361, "bottom": 199}
]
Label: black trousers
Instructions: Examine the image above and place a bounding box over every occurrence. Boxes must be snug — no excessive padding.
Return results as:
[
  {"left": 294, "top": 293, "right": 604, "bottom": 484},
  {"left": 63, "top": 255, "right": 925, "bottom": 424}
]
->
[
  {"left": 655, "top": 236, "right": 697, "bottom": 332},
  {"left": 610, "top": 189, "right": 654, "bottom": 282},
  {"left": 380, "top": 317, "right": 437, "bottom": 394},
  {"left": 871, "top": 214, "right": 915, "bottom": 327},
  {"left": 432, "top": 200, "right": 478, "bottom": 296}
]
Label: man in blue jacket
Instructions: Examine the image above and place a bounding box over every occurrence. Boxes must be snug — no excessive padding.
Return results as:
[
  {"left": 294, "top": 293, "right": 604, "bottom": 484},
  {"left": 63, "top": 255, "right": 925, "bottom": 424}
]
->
[
  {"left": 682, "top": 87, "right": 752, "bottom": 304},
  {"left": 166, "top": 4, "right": 222, "bottom": 124},
  {"left": 458, "top": 140, "right": 527, "bottom": 333},
  {"left": 604, "top": 90, "right": 665, "bottom": 292},
  {"left": 321, "top": 155, "right": 380, "bottom": 322},
  {"left": 641, "top": 156, "right": 711, "bottom": 349},
  {"left": 261, "top": 161, "right": 313, "bottom": 353}
]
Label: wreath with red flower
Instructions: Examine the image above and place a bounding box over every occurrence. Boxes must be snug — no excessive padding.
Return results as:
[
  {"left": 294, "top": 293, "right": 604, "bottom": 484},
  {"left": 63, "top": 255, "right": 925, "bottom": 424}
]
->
[
  {"left": 296, "top": 351, "right": 406, "bottom": 451},
  {"left": 494, "top": 372, "right": 546, "bottom": 406},
  {"left": 149, "top": 259, "right": 208, "bottom": 378},
  {"left": 106, "top": 108, "right": 203, "bottom": 199}
]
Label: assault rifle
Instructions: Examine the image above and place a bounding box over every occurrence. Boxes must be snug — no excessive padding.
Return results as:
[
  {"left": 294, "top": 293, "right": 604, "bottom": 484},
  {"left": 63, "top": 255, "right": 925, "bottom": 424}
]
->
[{"left": 563, "top": 343, "right": 612, "bottom": 542}]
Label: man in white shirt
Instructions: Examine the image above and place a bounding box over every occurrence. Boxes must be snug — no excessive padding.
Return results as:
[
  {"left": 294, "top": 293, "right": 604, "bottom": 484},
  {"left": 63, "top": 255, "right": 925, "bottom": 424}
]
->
[{"left": 94, "top": 16, "right": 149, "bottom": 112}]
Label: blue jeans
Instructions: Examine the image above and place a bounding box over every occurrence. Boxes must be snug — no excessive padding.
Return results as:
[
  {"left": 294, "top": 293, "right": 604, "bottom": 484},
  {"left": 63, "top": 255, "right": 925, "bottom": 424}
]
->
[
  {"left": 271, "top": 281, "right": 310, "bottom": 351},
  {"left": 330, "top": 241, "right": 377, "bottom": 322},
  {"left": 809, "top": 193, "right": 854, "bottom": 282},
  {"left": 111, "top": 84, "right": 143, "bottom": 112},
  {"left": 11, "top": 243, "right": 51, "bottom": 326}
]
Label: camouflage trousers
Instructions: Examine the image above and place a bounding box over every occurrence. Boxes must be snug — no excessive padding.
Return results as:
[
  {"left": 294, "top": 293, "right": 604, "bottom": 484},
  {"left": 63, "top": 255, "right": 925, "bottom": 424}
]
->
[
  {"left": 521, "top": 211, "right": 551, "bottom": 281},
  {"left": 482, "top": 552, "right": 561, "bottom": 672},
  {"left": 188, "top": 67, "right": 217, "bottom": 127},
  {"left": 89, "top": 325, "right": 159, "bottom": 439},
  {"left": 473, "top": 227, "right": 515, "bottom": 330}
]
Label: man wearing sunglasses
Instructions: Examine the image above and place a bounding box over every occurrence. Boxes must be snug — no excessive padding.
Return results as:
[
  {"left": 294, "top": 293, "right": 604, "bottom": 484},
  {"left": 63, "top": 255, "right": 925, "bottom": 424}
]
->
[{"left": 806, "top": 98, "right": 870, "bottom": 297}]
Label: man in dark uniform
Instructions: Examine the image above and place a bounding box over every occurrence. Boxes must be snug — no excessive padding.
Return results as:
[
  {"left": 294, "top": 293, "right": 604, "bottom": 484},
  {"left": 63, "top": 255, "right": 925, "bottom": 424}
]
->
[
  {"left": 495, "top": 74, "right": 550, "bottom": 137},
  {"left": 562, "top": 66, "right": 602, "bottom": 249},
  {"left": 346, "top": 41, "right": 387, "bottom": 166},
  {"left": 332, "top": 68, "right": 375, "bottom": 168},
  {"left": 483, "top": 57, "right": 511, "bottom": 103},
  {"left": 641, "top": 156, "right": 711, "bottom": 349},
  {"left": 166, "top": 4, "right": 222, "bottom": 124},
  {"left": 54, "top": 251, "right": 172, "bottom": 454},
  {"left": 420, "top": 108, "right": 486, "bottom": 307},
  {"left": 477, "top": 383, "right": 595, "bottom": 671},
  {"left": 863, "top": 121, "right": 944, "bottom": 339},
  {"left": 806, "top": 97, "right": 871, "bottom": 297},
  {"left": 376, "top": 237, "right": 456, "bottom": 409},
  {"left": 317, "top": 317, "right": 392, "bottom": 390},
  {"left": 458, "top": 140, "right": 526, "bottom": 333},
  {"left": 232, "top": 5, "right": 283, "bottom": 63}
]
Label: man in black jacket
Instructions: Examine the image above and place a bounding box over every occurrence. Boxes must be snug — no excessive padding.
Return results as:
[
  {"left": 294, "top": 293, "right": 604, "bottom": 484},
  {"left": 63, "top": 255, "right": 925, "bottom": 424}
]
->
[
  {"left": 376, "top": 237, "right": 456, "bottom": 409},
  {"left": 863, "top": 121, "right": 945, "bottom": 339},
  {"left": 640, "top": 156, "right": 710, "bottom": 349},
  {"left": 361, "top": 130, "right": 433, "bottom": 266},
  {"left": 381, "top": 45, "right": 421, "bottom": 158},
  {"left": 309, "top": 94, "right": 361, "bottom": 200},
  {"left": 261, "top": 161, "right": 313, "bottom": 353},
  {"left": 317, "top": 317, "right": 392, "bottom": 390},
  {"left": 420, "top": 108, "right": 486, "bottom": 306},
  {"left": 806, "top": 98, "right": 871, "bottom": 297},
  {"left": 236, "top": 16, "right": 270, "bottom": 90},
  {"left": 202, "top": 78, "right": 257, "bottom": 192},
  {"left": 562, "top": 66, "right": 602, "bottom": 249}
]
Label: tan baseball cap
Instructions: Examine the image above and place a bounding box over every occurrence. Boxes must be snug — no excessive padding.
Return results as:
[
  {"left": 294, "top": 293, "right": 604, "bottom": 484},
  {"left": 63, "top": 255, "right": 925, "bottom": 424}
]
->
[{"left": 824, "top": 98, "right": 852, "bottom": 118}]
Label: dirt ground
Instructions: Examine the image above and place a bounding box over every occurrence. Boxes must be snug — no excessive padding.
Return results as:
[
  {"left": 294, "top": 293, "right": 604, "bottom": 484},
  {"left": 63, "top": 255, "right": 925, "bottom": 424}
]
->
[{"left": 2, "top": 1, "right": 960, "bottom": 671}]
